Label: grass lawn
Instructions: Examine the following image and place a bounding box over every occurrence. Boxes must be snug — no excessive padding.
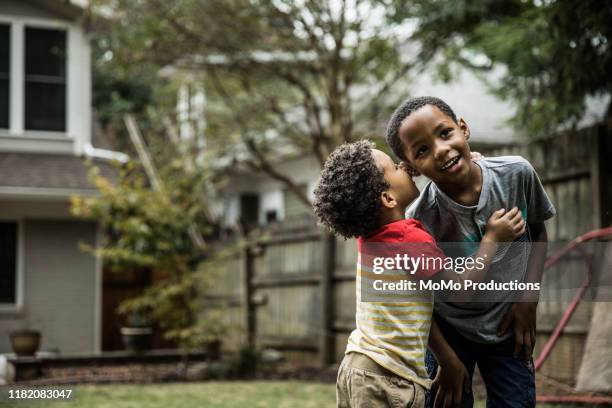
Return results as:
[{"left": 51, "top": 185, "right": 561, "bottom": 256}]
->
[
  {"left": 3, "top": 381, "right": 335, "bottom": 408},
  {"left": 2, "top": 381, "right": 579, "bottom": 408}
]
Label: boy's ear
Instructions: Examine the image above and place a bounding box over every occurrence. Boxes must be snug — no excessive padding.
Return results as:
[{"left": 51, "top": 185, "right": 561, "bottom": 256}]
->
[
  {"left": 400, "top": 161, "right": 420, "bottom": 177},
  {"left": 458, "top": 117, "right": 470, "bottom": 140},
  {"left": 380, "top": 190, "right": 398, "bottom": 209}
]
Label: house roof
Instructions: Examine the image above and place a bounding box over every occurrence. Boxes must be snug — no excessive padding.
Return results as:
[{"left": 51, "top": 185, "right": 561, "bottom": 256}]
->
[
  {"left": 0, "top": 152, "right": 117, "bottom": 195},
  {"left": 0, "top": 110, "right": 125, "bottom": 198}
]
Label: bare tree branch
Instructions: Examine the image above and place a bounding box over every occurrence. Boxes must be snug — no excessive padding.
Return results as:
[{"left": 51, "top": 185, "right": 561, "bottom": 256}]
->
[
  {"left": 124, "top": 114, "right": 206, "bottom": 248},
  {"left": 244, "top": 139, "right": 311, "bottom": 206},
  {"left": 208, "top": 68, "right": 312, "bottom": 207}
]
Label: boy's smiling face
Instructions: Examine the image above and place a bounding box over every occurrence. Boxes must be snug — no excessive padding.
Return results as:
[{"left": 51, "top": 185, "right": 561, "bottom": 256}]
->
[
  {"left": 371, "top": 149, "right": 419, "bottom": 209},
  {"left": 398, "top": 104, "right": 473, "bottom": 186}
]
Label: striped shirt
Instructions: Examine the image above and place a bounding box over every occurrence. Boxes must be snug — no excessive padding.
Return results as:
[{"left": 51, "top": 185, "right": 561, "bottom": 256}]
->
[{"left": 345, "top": 218, "right": 445, "bottom": 389}]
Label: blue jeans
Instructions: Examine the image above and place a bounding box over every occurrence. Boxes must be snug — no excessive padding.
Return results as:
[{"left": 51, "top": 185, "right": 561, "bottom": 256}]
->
[{"left": 425, "top": 315, "right": 535, "bottom": 408}]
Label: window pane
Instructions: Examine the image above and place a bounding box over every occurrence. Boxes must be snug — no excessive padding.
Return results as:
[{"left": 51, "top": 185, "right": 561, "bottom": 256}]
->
[
  {"left": 0, "top": 222, "right": 17, "bottom": 304},
  {"left": 239, "top": 194, "right": 260, "bottom": 228},
  {"left": 25, "top": 27, "right": 66, "bottom": 77},
  {"left": 0, "top": 80, "right": 8, "bottom": 129},
  {"left": 0, "top": 24, "right": 9, "bottom": 129},
  {"left": 25, "top": 82, "right": 66, "bottom": 131},
  {"left": 25, "top": 27, "right": 66, "bottom": 131}
]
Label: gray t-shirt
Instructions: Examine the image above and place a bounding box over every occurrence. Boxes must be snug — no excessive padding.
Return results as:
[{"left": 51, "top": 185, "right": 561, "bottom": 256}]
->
[{"left": 406, "top": 156, "right": 556, "bottom": 343}]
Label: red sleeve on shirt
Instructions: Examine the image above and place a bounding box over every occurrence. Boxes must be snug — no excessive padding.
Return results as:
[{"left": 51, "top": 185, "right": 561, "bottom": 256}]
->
[
  {"left": 402, "top": 220, "right": 446, "bottom": 279},
  {"left": 359, "top": 219, "right": 446, "bottom": 280}
]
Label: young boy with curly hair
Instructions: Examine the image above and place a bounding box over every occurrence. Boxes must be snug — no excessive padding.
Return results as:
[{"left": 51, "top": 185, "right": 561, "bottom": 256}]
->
[
  {"left": 386, "top": 96, "right": 556, "bottom": 407},
  {"left": 313, "top": 140, "right": 525, "bottom": 408}
]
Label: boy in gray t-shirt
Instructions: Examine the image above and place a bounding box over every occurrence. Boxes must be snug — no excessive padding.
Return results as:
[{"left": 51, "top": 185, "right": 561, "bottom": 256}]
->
[{"left": 386, "top": 96, "right": 555, "bottom": 408}]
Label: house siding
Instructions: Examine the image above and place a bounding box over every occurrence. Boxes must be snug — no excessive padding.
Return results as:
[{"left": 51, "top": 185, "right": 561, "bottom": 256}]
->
[
  {"left": 0, "top": 219, "right": 97, "bottom": 354},
  {"left": 222, "top": 155, "right": 320, "bottom": 227}
]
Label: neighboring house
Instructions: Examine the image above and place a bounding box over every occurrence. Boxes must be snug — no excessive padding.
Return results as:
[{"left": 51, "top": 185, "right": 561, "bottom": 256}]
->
[
  {"left": 220, "top": 155, "right": 320, "bottom": 229},
  {"left": 0, "top": 0, "right": 125, "bottom": 355}
]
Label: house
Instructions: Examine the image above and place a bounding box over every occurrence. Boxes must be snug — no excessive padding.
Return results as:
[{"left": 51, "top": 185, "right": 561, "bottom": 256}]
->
[{"left": 0, "top": 0, "right": 126, "bottom": 355}]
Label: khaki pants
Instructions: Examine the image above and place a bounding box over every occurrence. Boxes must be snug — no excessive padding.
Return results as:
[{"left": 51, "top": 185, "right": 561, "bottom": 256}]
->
[{"left": 336, "top": 353, "right": 426, "bottom": 408}]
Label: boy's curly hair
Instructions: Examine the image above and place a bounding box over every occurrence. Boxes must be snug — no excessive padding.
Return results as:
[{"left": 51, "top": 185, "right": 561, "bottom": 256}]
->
[
  {"left": 386, "top": 96, "right": 457, "bottom": 161},
  {"left": 313, "top": 140, "right": 388, "bottom": 239}
]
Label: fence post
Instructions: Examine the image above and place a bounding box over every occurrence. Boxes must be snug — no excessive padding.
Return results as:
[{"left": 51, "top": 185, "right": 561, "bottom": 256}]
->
[
  {"left": 591, "top": 124, "right": 612, "bottom": 228},
  {"left": 320, "top": 231, "right": 336, "bottom": 366},
  {"left": 245, "top": 247, "right": 256, "bottom": 347}
]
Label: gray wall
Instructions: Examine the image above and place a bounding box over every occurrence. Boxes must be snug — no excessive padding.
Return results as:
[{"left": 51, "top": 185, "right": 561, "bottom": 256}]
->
[{"left": 0, "top": 219, "right": 98, "bottom": 354}]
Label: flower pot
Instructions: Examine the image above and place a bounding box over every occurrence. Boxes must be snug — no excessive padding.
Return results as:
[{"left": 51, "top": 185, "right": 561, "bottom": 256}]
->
[
  {"left": 120, "top": 327, "right": 153, "bottom": 352},
  {"left": 10, "top": 330, "right": 41, "bottom": 357}
]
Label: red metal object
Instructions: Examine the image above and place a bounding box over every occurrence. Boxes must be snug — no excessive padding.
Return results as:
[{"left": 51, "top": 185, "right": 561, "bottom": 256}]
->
[
  {"left": 537, "top": 395, "right": 612, "bottom": 404},
  {"left": 542, "top": 227, "right": 612, "bottom": 271},
  {"left": 535, "top": 227, "right": 612, "bottom": 370},
  {"left": 534, "top": 277, "right": 590, "bottom": 370},
  {"left": 534, "top": 227, "right": 612, "bottom": 404}
]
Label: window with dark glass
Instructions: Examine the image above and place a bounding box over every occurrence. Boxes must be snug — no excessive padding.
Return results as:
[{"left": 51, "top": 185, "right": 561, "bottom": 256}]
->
[
  {"left": 25, "top": 27, "right": 66, "bottom": 131},
  {"left": 240, "top": 193, "right": 260, "bottom": 230},
  {"left": 0, "top": 24, "right": 9, "bottom": 129},
  {"left": 0, "top": 222, "right": 17, "bottom": 304}
]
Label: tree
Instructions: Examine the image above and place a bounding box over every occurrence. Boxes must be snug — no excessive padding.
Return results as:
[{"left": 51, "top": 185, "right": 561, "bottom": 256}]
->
[
  {"left": 91, "top": 0, "right": 423, "bottom": 205},
  {"left": 90, "top": 0, "right": 430, "bottom": 364},
  {"left": 388, "top": 0, "right": 612, "bottom": 136},
  {"left": 71, "top": 132, "right": 230, "bottom": 350}
]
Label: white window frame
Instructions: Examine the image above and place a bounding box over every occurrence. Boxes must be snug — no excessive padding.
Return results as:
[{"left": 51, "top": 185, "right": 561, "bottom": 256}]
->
[
  {"left": 0, "top": 23, "right": 9, "bottom": 129},
  {"left": 0, "top": 15, "right": 79, "bottom": 141},
  {"left": 0, "top": 219, "right": 24, "bottom": 313}
]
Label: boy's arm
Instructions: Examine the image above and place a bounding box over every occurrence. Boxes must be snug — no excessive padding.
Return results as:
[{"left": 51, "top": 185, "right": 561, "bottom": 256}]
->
[
  {"left": 434, "top": 235, "right": 498, "bottom": 287},
  {"left": 497, "top": 222, "right": 548, "bottom": 362},
  {"left": 428, "top": 318, "right": 471, "bottom": 408},
  {"left": 435, "top": 207, "right": 525, "bottom": 289}
]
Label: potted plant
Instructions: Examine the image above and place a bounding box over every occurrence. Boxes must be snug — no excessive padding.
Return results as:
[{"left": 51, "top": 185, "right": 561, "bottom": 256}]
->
[
  {"left": 120, "top": 310, "right": 153, "bottom": 353},
  {"left": 9, "top": 329, "right": 41, "bottom": 357}
]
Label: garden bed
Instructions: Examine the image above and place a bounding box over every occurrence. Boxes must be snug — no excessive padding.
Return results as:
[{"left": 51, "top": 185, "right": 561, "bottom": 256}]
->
[{"left": 6, "top": 349, "right": 208, "bottom": 384}]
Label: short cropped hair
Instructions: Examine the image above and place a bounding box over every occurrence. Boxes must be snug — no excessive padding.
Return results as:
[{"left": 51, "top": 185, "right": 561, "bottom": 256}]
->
[
  {"left": 313, "top": 140, "right": 388, "bottom": 239},
  {"left": 386, "top": 96, "right": 457, "bottom": 161}
]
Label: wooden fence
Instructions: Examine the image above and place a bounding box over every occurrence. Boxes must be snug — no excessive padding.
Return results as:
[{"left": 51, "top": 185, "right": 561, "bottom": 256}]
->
[
  {"left": 479, "top": 125, "right": 611, "bottom": 391},
  {"left": 215, "top": 124, "right": 611, "bottom": 389}
]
